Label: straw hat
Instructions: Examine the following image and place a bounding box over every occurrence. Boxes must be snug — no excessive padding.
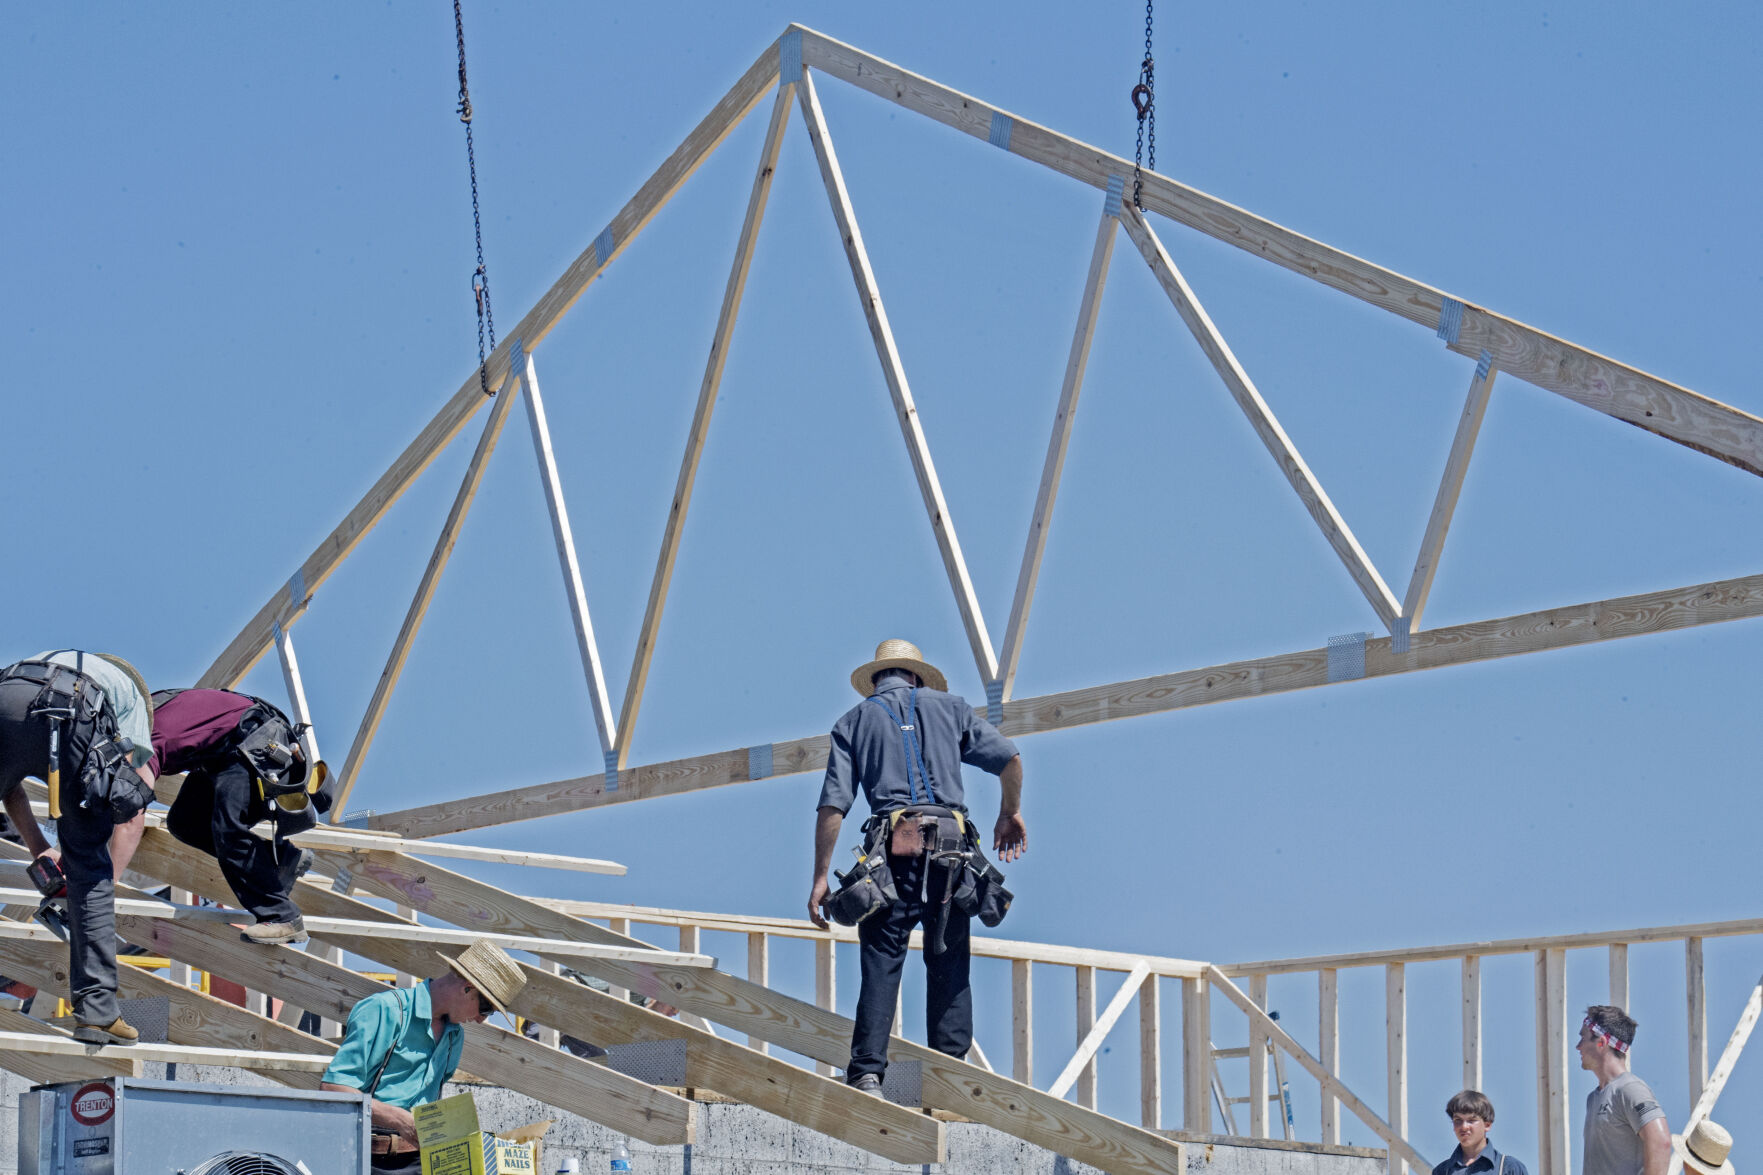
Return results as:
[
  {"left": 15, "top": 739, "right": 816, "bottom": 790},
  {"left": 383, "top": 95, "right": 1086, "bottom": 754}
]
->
[
  {"left": 439, "top": 940, "right": 526, "bottom": 1015},
  {"left": 94, "top": 654, "right": 153, "bottom": 722},
  {"left": 1674, "top": 1121, "right": 1735, "bottom": 1175},
  {"left": 850, "top": 639, "right": 947, "bottom": 697}
]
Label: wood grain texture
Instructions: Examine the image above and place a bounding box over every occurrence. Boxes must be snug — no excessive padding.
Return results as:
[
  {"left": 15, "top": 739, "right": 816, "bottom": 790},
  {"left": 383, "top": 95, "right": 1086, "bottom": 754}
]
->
[
  {"left": 197, "top": 39, "right": 783, "bottom": 690},
  {"left": 1318, "top": 969, "right": 1339, "bottom": 1144},
  {"left": 1687, "top": 974, "right": 1761, "bottom": 1131},
  {"left": 1181, "top": 976, "right": 1210, "bottom": 1131},
  {"left": 794, "top": 25, "right": 1763, "bottom": 477},
  {"left": 1462, "top": 957, "right": 1482, "bottom": 1091},
  {"left": 1120, "top": 203, "right": 1400, "bottom": 629},
  {"left": 376, "top": 571, "right": 1763, "bottom": 837},
  {"left": 1402, "top": 361, "right": 1498, "bottom": 632},
  {"left": 616, "top": 82, "right": 796, "bottom": 765},
  {"left": 0, "top": 1005, "right": 139, "bottom": 1083},
  {"left": 1138, "top": 975, "right": 1160, "bottom": 1130}
]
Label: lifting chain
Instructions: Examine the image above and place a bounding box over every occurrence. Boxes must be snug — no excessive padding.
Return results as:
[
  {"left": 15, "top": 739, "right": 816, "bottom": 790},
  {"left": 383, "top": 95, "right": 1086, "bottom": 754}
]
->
[
  {"left": 455, "top": 0, "right": 498, "bottom": 396},
  {"left": 1131, "top": 0, "right": 1156, "bottom": 211}
]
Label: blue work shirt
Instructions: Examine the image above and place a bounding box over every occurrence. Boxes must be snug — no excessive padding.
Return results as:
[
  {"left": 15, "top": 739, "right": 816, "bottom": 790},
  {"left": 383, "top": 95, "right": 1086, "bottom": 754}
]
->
[
  {"left": 1432, "top": 1143, "right": 1529, "bottom": 1175},
  {"left": 322, "top": 980, "right": 464, "bottom": 1109},
  {"left": 817, "top": 681, "right": 1018, "bottom": 816}
]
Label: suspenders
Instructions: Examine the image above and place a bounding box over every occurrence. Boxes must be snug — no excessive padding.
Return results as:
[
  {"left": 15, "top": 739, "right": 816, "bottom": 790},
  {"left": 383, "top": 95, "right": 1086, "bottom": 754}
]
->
[{"left": 866, "top": 688, "right": 937, "bottom": 806}]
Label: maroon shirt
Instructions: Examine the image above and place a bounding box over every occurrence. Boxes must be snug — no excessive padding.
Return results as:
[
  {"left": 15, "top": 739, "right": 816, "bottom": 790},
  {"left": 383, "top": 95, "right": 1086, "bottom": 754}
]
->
[{"left": 148, "top": 689, "right": 254, "bottom": 776}]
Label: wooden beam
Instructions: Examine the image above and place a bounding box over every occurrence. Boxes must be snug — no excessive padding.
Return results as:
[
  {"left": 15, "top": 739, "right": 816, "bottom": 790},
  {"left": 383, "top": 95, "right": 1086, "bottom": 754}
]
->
[
  {"left": 1609, "top": 943, "right": 1629, "bottom": 1009},
  {"left": 796, "top": 66, "right": 999, "bottom": 684},
  {"left": 1402, "top": 358, "right": 1498, "bottom": 633},
  {"left": 0, "top": 1030, "right": 332, "bottom": 1071},
  {"left": 1688, "top": 936, "right": 1707, "bottom": 1104},
  {"left": 1209, "top": 967, "right": 1428, "bottom": 1173},
  {"left": 1249, "top": 973, "right": 1269, "bottom": 1138},
  {"left": 196, "top": 36, "right": 784, "bottom": 691},
  {"left": 288, "top": 826, "right": 625, "bottom": 875},
  {"left": 1319, "top": 968, "right": 1339, "bottom": 1145},
  {"left": 0, "top": 1007, "right": 140, "bottom": 1084},
  {"left": 274, "top": 623, "right": 322, "bottom": 766},
  {"left": 520, "top": 348, "right": 619, "bottom": 755},
  {"left": 1119, "top": 202, "right": 1400, "bottom": 630},
  {"left": 793, "top": 25, "right": 1763, "bottom": 478},
  {"left": 998, "top": 205, "right": 1119, "bottom": 699},
  {"left": 1013, "top": 958, "right": 1034, "bottom": 1084},
  {"left": 615, "top": 81, "right": 796, "bottom": 766},
  {"left": 747, "top": 931, "right": 769, "bottom": 1054},
  {"left": 1386, "top": 964, "right": 1407, "bottom": 1175},
  {"left": 1462, "top": 956, "right": 1482, "bottom": 1091},
  {"left": 312, "top": 843, "right": 1190, "bottom": 1175},
  {"left": 1050, "top": 962, "right": 1148, "bottom": 1103},
  {"left": 1182, "top": 974, "right": 1210, "bottom": 1131},
  {"left": 1686, "top": 973, "right": 1762, "bottom": 1132},
  {"left": 1547, "top": 949, "right": 1571, "bottom": 1175},
  {"left": 331, "top": 365, "right": 525, "bottom": 818},
  {"left": 1139, "top": 974, "right": 1161, "bottom": 1131},
  {"left": 815, "top": 934, "right": 836, "bottom": 1077},
  {"left": 372, "top": 569, "right": 1763, "bottom": 837}
]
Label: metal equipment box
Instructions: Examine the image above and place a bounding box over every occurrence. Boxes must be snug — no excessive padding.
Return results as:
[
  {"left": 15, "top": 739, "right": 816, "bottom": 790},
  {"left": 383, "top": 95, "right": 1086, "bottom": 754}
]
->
[{"left": 18, "top": 1077, "right": 371, "bottom": 1175}]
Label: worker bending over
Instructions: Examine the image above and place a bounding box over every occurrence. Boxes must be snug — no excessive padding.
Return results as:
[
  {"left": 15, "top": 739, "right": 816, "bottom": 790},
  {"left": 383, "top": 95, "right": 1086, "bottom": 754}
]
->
[
  {"left": 809, "top": 639, "right": 1026, "bottom": 1093},
  {"left": 0, "top": 650, "right": 156, "bottom": 1044},
  {"left": 322, "top": 940, "right": 526, "bottom": 1172},
  {"left": 149, "top": 688, "right": 331, "bottom": 945}
]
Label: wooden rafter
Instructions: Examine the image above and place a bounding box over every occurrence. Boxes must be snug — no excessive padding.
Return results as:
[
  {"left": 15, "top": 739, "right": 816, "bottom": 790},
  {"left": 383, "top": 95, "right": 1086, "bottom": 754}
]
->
[
  {"left": 616, "top": 80, "right": 796, "bottom": 769},
  {"left": 370, "top": 569, "right": 1763, "bottom": 837},
  {"left": 1118, "top": 203, "right": 1401, "bottom": 630},
  {"left": 1402, "top": 357, "right": 1499, "bottom": 633},
  {"left": 797, "top": 66, "right": 1000, "bottom": 684}
]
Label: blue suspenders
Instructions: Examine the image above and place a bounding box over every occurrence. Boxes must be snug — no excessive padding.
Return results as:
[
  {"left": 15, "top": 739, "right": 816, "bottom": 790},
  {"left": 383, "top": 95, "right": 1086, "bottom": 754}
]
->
[{"left": 867, "top": 688, "right": 937, "bottom": 806}]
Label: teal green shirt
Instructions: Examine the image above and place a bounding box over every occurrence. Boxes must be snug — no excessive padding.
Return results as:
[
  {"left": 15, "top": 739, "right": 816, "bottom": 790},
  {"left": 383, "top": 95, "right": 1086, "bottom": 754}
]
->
[{"left": 322, "top": 980, "right": 464, "bottom": 1109}]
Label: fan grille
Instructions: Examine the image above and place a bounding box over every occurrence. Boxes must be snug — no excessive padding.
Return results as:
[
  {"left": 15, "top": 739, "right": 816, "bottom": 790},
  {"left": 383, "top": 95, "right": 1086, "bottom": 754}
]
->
[{"left": 185, "top": 1150, "right": 305, "bottom": 1175}]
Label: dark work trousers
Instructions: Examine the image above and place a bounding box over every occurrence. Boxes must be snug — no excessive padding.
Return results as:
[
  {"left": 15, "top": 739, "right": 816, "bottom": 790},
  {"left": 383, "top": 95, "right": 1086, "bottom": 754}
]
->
[
  {"left": 847, "top": 851, "right": 972, "bottom": 1081},
  {"left": 166, "top": 760, "right": 302, "bottom": 923},
  {"left": 0, "top": 677, "right": 121, "bottom": 1026}
]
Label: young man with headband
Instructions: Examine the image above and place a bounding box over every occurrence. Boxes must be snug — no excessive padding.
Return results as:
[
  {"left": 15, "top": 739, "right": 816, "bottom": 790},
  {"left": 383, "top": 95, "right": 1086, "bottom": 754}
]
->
[{"left": 1578, "top": 1005, "right": 1670, "bottom": 1175}]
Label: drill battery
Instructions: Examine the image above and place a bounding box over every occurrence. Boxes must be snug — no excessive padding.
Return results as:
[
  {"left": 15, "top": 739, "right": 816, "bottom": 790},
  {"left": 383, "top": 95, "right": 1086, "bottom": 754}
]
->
[{"left": 26, "top": 855, "right": 66, "bottom": 900}]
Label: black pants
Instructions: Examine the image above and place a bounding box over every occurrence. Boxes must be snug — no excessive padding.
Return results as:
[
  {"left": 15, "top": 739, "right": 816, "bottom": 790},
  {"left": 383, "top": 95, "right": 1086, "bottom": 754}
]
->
[
  {"left": 0, "top": 676, "right": 121, "bottom": 1026},
  {"left": 166, "top": 760, "right": 302, "bottom": 923},
  {"left": 847, "top": 851, "right": 972, "bottom": 1082}
]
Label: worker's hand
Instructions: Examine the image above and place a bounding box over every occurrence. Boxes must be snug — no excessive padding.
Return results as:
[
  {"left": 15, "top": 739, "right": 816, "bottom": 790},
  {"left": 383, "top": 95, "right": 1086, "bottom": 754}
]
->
[
  {"left": 388, "top": 1105, "right": 420, "bottom": 1149},
  {"left": 993, "top": 812, "right": 1027, "bottom": 863},
  {"left": 808, "top": 876, "right": 831, "bottom": 930},
  {"left": 37, "top": 847, "right": 62, "bottom": 868}
]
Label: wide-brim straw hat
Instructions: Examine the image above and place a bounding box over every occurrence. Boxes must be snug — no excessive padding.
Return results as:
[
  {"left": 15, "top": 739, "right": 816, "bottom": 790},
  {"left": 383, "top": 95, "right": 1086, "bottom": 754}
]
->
[
  {"left": 851, "top": 639, "right": 947, "bottom": 697},
  {"left": 1674, "top": 1121, "right": 1735, "bottom": 1175},
  {"left": 95, "top": 655, "right": 153, "bottom": 722},
  {"left": 439, "top": 939, "right": 526, "bottom": 1015}
]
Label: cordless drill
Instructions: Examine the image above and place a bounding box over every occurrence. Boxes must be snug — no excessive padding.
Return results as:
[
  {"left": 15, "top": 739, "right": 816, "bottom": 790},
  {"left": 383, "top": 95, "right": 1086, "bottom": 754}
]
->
[{"left": 26, "top": 856, "right": 69, "bottom": 941}]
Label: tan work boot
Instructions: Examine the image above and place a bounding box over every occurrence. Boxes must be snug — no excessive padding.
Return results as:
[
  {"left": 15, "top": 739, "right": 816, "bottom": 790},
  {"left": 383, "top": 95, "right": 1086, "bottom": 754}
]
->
[
  {"left": 73, "top": 1017, "right": 138, "bottom": 1045},
  {"left": 241, "top": 919, "right": 308, "bottom": 945}
]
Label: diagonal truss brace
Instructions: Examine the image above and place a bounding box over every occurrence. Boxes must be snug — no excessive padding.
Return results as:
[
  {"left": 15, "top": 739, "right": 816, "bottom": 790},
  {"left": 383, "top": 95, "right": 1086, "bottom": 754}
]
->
[
  {"left": 1118, "top": 203, "right": 1403, "bottom": 631},
  {"left": 615, "top": 80, "right": 797, "bottom": 769},
  {"left": 796, "top": 66, "right": 1000, "bottom": 684},
  {"left": 1401, "top": 353, "right": 1498, "bottom": 637}
]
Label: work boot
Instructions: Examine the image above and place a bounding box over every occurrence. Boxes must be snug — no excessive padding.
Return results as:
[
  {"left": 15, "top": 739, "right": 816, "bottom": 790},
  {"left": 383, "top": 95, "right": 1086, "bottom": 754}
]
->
[
  {"left": 73, "top": 1017, "right": 138, "bottom": 1046},
  {"left": 848, "top": 1073, "right": 883, "bottom": 1096},
  {"left": 241, "top": 919, "right": 308, "bottom": 945},
  {"left": 294, "top": 848, "right": 316, "bottom": 879}
]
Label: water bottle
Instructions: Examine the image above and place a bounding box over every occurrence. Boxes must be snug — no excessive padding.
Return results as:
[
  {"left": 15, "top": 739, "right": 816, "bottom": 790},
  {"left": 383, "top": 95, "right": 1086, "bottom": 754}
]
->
[
  {"left": 610, "top": 1142, "right": 631, "bottom": 1173},
  {"left": 555, "top": 1160, "right": 580, "bottom": 1175}
]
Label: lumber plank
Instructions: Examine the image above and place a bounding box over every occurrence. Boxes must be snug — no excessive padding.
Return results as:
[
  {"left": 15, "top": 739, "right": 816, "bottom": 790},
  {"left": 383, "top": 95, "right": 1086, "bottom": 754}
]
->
[
  {"left": 289, "top": 827, "right": 625, "bottom": 875},
  {"left": 332, "top": 367, "right": 525, "bottom": 818},
  {"left": 1386, "top": 964, "right": 1407, "bottom": 1173},
  {"left": 616, "top": 80, "right": 796, "bottom": 766},
  {"left": 521, "top": 349, "right": 619, "bottom": 755},
  {"left": 797, "top": 66, "right": 1000, "bottom": 684},
  {"left": 793, "top": 25, "right": 1763, "bottom": 477},
  {"left": 197, "top": 37, "right": 784, "bottom": 690},
  {"left": 321, "top": 845, "right": 1190, "bottom": 1175},
  {"left": 1013, "top": 958, "right": 1033, "bottom": 1084},
  {"left": 999, "top": 205, "right": 1118, "bottom": 698},
  {"left": 1462, "top": 956, "right": 1481, "bottom": 1091},
  {"left": 373, "top": 570, "right": 1763, "bottom": 836},
  {"left": 1402, "top": 359, "right": 1498, "bottom": 633},
  {"left": 1050, "top": 961, "right": 1147, "bottom": 1101},
  {"left": 1688, "top": 937, "right": 1707, "bottom": 1104},
  {"left": 1249, "top": 973, "right": 1269, "bottom": 1138},
  {"left": 309, "top": 926, "right": 944, "bottom": 1166},
  {"left": 0, "top": 1030, "right": 330, "bottom": 1071},
  {"left": 1119, "top": 203, "right": 1399, "bottom": 629},
  {"left": 1138, "top": 973, "right": 1160, "bottom": 1130},
  {"left": 0, "top": 1006, "right": 140, "bottom": 1083},
  {"left": 1318, "top": 968, "right": 1339, "bottom": 1144},
  {"left": 1685, "top": 973, "right": 1762, "bottom": 1132},
  {"left": 1180, "top": 976, "right": 1209, "bottom": 1131},
  {"left": 1208, "top": 968, "right": 1428, "bottom": 1172},
  {"left": 1609, "top": 943, "right": 1629, "bottom": 1008}
]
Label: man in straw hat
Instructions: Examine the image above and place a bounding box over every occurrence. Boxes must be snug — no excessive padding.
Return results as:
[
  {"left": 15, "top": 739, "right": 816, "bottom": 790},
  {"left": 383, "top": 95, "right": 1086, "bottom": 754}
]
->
[
  {"left": 1578, "top": 1004, "right": 1672, "bottom": 1175},
  {"left": 323, "top": 938, "right": 527, "bottom": 1172},
  {"left": 0, "top": 648, "right": 157, "bottom": 1044},
  {"left": 1674, "top": 1121, "right": 1735, "bottom": 1175},
  {"left": 147, "top": 686, "right": 334, "bottom": 945},
  {"left": 809, "top": 639, "right": 1026, "bottom": 1093}
]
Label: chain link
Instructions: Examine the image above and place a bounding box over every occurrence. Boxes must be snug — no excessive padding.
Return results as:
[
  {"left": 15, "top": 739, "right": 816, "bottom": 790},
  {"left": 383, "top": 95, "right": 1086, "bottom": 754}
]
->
[
  {"left": 1131, "top": 0, "right": 1156, "bottom": 211},
  {"left": 455, "top": 0, "right": 498, "bottom": 396}
]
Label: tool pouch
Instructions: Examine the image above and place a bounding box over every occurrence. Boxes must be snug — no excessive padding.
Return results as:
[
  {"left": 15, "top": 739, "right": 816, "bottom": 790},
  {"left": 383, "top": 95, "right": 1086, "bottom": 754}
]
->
[
  {"left": 235, "top": 707, "right": 305, "bottom": 796},
  {"left": 972, "top": 860, "right": 1013, "bottom": 928},
  {"left": 78, "top": 736, "right": 154, "bottom": 824},
  {"left": 826, "top": 844, "right": 899, "bottom": 927}
]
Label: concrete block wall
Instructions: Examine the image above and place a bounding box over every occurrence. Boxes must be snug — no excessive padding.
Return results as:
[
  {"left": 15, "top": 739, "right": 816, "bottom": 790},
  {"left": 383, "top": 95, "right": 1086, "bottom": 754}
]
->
[{"left": 0, "top": 1066, "right": 1387, "bottom": 1175}]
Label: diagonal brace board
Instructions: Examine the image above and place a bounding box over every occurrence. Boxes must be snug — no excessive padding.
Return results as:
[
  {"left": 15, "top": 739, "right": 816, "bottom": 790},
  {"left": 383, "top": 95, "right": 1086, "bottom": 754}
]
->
[
  {"left": 796, "top": 66, "right": 1000, "bottom": 684},
  {"left": 616, "top": 79, "right": 798, "bottom": 768},
  {"left": 1048, "top": 960, "right": 1149, "bottom": 1100},
  {"left": 1118, "top": 202, "right": 1402, "bottom": 629},
  {"left": 332, "top": 362, "right": 526, "bottom": 819},
  {"left": 1402, "top": 356, "right": 1498, "bottom": 633}
]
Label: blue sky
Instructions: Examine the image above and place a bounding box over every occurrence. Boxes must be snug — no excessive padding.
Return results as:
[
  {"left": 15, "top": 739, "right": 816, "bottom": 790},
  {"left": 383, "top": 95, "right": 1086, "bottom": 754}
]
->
[{"left": 5, "top": 2, "right": 1761, "bottom": 1164}]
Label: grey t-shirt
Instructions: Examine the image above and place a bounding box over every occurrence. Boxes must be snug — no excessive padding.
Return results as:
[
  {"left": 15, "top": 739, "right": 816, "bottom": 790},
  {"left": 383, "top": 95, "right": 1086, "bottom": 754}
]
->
[{"left": 1583, "top": 1071, "right": 1665, "bottom": 1175}]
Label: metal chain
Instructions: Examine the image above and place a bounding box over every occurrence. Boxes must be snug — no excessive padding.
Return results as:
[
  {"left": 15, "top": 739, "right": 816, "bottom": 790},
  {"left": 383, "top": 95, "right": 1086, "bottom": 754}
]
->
[
  {"left": 1131, "top": 0, "right": 1156, "bottom": 211},
  {"left": 455, "top": 0, "right": 497, "bottom": 396}
]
